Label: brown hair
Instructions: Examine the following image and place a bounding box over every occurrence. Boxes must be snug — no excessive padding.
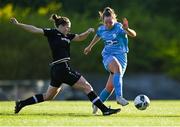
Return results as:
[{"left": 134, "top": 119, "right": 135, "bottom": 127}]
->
[
  {"left": 99, "top": 7, "right": 117, "bottom": 21},
  {"left": 50, "top": 14, "right": 70, "bottom": 28}
]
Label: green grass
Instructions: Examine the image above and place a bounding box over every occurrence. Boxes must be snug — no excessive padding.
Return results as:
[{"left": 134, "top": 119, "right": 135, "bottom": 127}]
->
[{"left": 0, "top": 100, "right": 180, "bottom": 126}]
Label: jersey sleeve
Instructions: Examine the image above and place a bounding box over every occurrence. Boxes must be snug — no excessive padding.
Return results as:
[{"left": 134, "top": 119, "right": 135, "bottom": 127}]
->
[
  {"left": 43, "top": 28, "right": 54, "bottom": 37},
  {"left": 67, "top": 33, "right": 76, "bottom": 41}
]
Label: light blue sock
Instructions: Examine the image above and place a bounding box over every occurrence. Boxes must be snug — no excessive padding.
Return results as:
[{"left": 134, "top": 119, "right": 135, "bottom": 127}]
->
[
  {"left": 99, "top": 88, "right": 111, "bottom": 102},
  {"left": 113, "top": 73, "right": 123, "bottom": 98}
]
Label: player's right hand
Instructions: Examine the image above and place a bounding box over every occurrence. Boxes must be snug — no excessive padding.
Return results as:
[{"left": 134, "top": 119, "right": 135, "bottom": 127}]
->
[
  {"left": 10, "top": 18, "right": 19, "bottom": 24},
  {"left": 87, "top": 28, "right": 95, "bottom": 33},
  {"left": 84, "top": 46, "right": 91, "bottom": 55}
]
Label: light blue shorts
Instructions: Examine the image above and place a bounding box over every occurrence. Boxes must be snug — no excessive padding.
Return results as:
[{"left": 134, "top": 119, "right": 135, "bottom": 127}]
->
[{"left": 102, "top": 53, "right": 127, "bottom": 76}]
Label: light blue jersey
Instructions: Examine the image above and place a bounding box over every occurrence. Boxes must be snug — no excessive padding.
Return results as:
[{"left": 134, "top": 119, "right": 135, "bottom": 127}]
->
[
  {"left": 97, "top": 22, "right": 129, "bottom": 55},
  {"left": 96, "top": 22, "right": 128, "bottom": 74}
]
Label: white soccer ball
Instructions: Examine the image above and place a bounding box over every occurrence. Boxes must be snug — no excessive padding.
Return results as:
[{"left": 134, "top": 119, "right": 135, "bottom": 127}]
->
[{"left": 134, "top": 94, "right": 150, "bottom": 110}]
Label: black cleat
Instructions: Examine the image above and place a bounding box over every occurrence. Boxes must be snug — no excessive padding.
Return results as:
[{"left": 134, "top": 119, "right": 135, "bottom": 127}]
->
[
  {"left": 103, "top": 108, "right": 121, "bottom": 116},
  {"left": 15, "top": 101, "right": 23, "bottom": 114}
]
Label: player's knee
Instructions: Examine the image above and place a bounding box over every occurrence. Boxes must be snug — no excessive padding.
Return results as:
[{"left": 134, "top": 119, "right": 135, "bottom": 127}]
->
[
  {"left": 109, "top": 62, "right": 121, "bottom": 73},
  {"left": 114, "top": 64, "right": 121, "bottom": 72},
  {"left": 83, "top": 81, "right": 93, "bottom": 93},
  {"left": 113, "top": 65, "right": 122, "bottom": 74}
]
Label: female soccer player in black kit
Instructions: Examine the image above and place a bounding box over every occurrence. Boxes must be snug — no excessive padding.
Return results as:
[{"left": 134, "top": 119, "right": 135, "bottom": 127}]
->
[{"left": 10, "top": 14, "right": 120, "bottom": 116}]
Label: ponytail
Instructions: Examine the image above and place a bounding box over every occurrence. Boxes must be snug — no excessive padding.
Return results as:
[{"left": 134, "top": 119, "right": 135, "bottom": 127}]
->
[{"left": 49, "top": 14, "right": 70, "bottom": 28}]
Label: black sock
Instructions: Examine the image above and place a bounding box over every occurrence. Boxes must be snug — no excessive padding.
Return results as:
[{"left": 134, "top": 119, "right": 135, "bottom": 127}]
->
[
  {"left": 20, "top": 94, "right": 44, "bottom": 107},
  {"left": 87, "top": 91, "right": 108, "bottom": 112}
]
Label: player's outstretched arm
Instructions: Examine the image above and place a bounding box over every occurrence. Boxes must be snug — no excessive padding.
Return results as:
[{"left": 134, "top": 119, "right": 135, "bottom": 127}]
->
[
  {"left": 122, "top": 18, "right": 136, "bottom": 37},
  {"left": 72, "top": 28, "right": 94, "bottom": 42},
  {"left": 84, "top": 34, "right": 101, "bottom": 55},
  {"left": 10, "top": 18, "right": 44, "bottom": 34}
]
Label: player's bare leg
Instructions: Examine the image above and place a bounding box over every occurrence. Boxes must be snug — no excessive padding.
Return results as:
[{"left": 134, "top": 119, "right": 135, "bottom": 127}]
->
[{"left": 15, "top": 85, "right": 61, "bottom": 114}]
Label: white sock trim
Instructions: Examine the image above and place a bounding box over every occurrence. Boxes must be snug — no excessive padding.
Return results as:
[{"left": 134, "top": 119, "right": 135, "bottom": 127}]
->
[
  {"left": 33, "top": 96, "right": 38, "bottom": 103},
  {"left": 92, "top": 97, "right": 100, "bottom": 103}
]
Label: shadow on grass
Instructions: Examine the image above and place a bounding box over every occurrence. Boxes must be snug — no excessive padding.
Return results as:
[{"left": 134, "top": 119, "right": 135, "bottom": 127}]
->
[
  {"left": 114, "top": 114, "right": 180, "bottom": 118},
  {"left": 1, "top": 112, "right": 180, "bottom": 118},
  {"left": 0, "top": 112, "right": 96, "bottom": 117}
]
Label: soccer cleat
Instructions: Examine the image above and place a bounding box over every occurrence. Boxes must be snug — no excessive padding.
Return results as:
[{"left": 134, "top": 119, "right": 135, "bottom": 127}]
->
[
  {"left": 15, "top": 101, "right": 23, "bottom": 114},
  {"left": 103, "top": 108, "right": 121, "bottom": 116},
  {"left": 116, "top": 96, "right": 129, "bottom": 106},
  {"left": 92, "top": 104, "right": 98, "bottom": 114}
]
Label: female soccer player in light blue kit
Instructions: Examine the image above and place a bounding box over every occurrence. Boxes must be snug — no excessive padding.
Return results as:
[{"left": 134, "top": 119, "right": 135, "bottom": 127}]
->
[{"left": 84, "top": 7, "right": 136, "bottom": 114}]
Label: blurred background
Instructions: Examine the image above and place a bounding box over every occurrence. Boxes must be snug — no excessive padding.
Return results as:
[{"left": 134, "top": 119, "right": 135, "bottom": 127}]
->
[{"left": 0, "top": 0, "right": 180, "bottom": 101}]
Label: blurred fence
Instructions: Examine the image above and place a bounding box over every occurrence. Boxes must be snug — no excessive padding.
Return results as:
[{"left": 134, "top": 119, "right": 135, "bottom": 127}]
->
[{"left": 0, "top": 73, "right": 180, "bottom": 101}]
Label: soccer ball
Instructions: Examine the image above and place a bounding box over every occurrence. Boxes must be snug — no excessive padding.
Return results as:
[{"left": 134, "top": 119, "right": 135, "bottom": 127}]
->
[{"left": 134, "top": 94, "right": 150, "bottom": 110}]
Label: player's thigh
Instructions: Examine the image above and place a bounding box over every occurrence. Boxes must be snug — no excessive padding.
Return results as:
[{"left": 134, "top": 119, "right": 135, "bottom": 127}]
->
[
  {"left": 108, "top": 58, "right": 122, "bottom": 73},
  {"left": 44, "top": 85, "right": 62, "bottom": 100},
  {"left": 73, "top": 76, "right": 93, "bottom": 94}
]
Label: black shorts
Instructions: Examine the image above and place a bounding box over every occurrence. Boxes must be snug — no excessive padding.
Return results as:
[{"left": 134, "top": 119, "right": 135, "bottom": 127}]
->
[{"left": 50, "top": 62, "right": 81, "bottom": 87}]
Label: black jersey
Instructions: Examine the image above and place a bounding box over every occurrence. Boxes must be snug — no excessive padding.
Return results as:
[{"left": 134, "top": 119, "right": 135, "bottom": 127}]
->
[{"left": 43, "top": 28, "right": 75, "bottom": 61}]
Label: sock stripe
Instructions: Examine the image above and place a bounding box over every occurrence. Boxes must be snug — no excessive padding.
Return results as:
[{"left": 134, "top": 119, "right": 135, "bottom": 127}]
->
[
  {"left": 33, "top": 96, "right": 38, "bottom": 103},
  {"left": 92, "top": 96, "right": 100, "bottom": 103}
]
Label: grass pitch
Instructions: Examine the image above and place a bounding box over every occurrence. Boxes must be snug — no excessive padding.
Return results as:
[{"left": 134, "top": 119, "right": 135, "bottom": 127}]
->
[{"left": 0, "top": 100, "right": 180, "bottom": 126}]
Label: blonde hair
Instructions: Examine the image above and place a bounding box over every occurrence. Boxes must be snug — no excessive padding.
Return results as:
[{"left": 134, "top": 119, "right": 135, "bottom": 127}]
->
[{"left": 99, "top": 7, "right": 117, "bottom": 22}]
